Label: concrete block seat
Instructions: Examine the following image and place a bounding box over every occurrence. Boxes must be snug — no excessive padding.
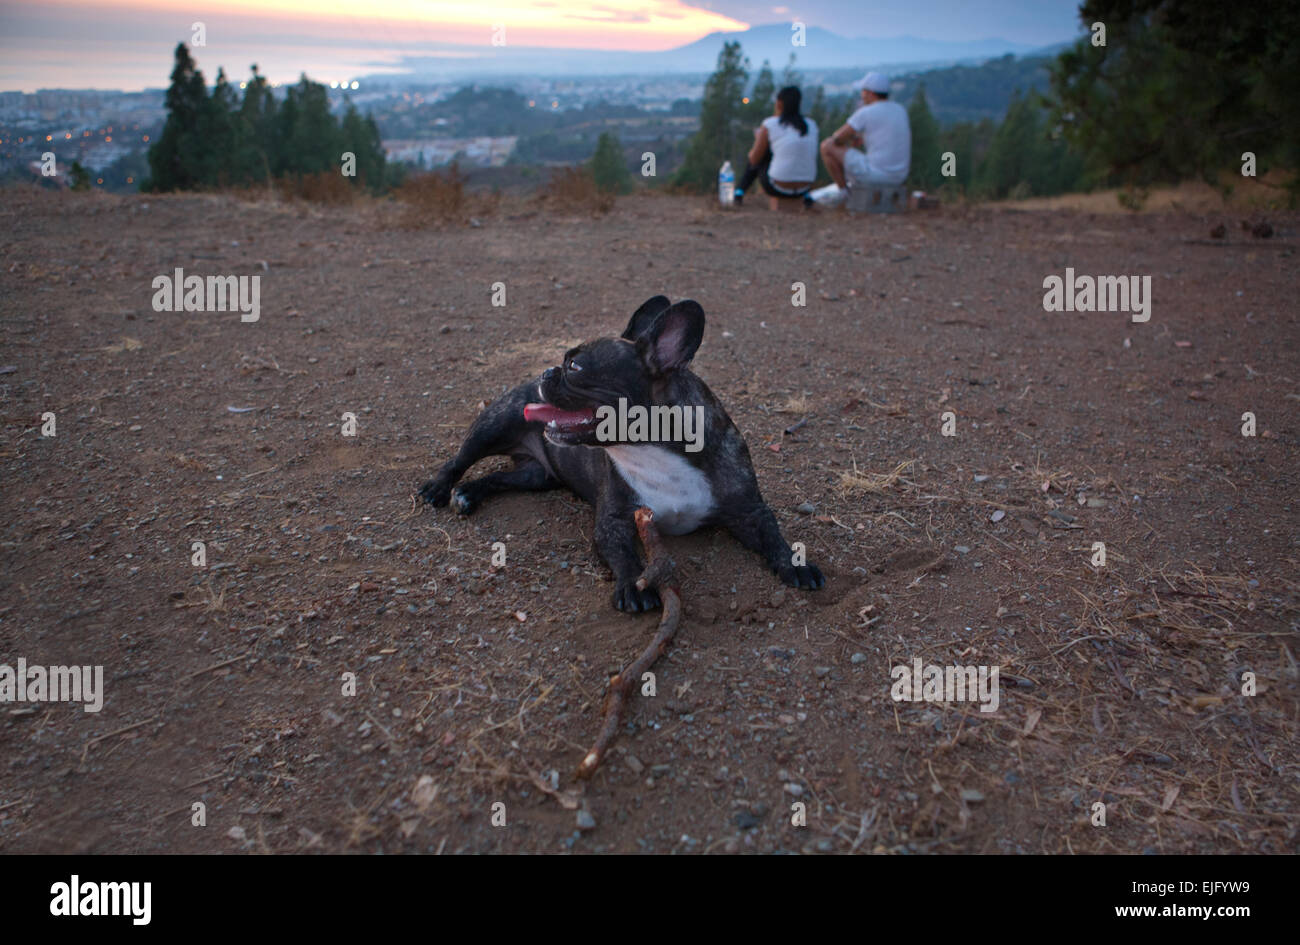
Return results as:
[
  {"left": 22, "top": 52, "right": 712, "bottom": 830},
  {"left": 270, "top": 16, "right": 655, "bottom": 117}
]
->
[{"left": 846, "top": 184, "right": 907, "bottom": 214}]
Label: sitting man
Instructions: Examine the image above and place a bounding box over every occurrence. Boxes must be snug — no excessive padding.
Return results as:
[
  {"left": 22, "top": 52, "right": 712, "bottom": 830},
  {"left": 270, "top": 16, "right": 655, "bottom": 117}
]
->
[
  {"left": 735, "top": 86, "right": 819, "bottom": 209},
  {"left": 811, "top": 71, "right": 910, "bottom": 208}
]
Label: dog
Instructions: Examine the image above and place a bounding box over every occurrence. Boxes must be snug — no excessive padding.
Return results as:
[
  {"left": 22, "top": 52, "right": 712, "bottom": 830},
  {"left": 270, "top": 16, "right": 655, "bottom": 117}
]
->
[{"left": 418, "top": 296, "right": 824, "bottom": 612}]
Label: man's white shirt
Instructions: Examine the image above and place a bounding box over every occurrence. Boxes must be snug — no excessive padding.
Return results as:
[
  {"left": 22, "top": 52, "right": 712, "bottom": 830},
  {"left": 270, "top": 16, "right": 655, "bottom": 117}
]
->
[{"left": 846, "top": 100, "right": 911, "bottom": 185}]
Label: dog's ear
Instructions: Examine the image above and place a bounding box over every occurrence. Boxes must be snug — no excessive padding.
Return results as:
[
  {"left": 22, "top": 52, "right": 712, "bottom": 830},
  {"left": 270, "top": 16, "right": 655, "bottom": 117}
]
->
[
  {"left": 621, "top": 295, "right": 671, "bottom": 341},
  {"left": 636, "top": 299, "right": 705, "bottom": 375}
]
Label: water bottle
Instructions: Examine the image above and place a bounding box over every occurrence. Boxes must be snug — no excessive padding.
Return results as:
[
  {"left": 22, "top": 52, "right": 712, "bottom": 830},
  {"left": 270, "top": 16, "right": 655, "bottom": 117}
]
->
[{"left": 718, "top": 161, "right": 734, "bottom": 207}]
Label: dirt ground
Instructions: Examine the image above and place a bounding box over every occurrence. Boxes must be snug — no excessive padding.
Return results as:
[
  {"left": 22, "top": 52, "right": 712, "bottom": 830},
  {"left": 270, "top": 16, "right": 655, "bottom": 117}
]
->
[{"left": 1, "top": 186, "right": 1297, "bottom": 854}]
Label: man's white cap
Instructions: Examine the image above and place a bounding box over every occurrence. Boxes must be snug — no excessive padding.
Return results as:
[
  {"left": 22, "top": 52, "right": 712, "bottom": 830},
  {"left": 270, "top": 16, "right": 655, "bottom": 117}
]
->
[{"left": 852, "top": 71, "right": 891, "bottom": 94}]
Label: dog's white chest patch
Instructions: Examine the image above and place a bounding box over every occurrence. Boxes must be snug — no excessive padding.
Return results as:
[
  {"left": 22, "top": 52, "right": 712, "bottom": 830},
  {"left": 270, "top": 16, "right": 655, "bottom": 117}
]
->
[{"left": 606, "top": 445, "right": 714, "bottom": 535}]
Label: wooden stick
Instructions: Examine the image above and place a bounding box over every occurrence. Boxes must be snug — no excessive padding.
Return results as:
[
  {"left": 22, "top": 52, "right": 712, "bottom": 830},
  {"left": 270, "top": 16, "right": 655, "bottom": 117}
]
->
[
  {"left": 186, "top": 652, "right": 249, "bottom": 679},
  {"left": 80, "top": 717, "right": 156, "bottom": 765},
  {"left": 576, "top": 508, "right": 681, "bottom": 779}
]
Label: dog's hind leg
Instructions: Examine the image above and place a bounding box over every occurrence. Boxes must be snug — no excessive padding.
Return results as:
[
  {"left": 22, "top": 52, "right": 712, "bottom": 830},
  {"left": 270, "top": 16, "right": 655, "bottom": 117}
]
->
[{"left": 449, "top": 458, "right": 559, "bottom": 515}]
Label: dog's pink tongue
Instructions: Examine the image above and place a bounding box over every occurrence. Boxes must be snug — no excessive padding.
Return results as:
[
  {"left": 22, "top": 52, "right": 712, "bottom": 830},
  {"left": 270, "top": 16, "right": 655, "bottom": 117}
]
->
[{"left": 524, "top": 403, "right": 593, "bottom": 425}]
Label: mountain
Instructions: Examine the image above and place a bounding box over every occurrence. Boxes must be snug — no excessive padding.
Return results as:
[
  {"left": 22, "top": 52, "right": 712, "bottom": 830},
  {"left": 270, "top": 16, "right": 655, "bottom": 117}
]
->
[
  {"left": 378, "top": 24, "right": 1056, "bottom": 82},
  {"left": 663, "top": 24, "right": 1042, "bottom": 71}
]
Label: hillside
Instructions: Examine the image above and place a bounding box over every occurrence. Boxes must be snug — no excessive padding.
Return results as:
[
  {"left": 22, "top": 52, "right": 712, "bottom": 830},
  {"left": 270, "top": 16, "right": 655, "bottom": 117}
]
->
[{"left": 2, "top": 187, "right": 1296, "bottom": 853}]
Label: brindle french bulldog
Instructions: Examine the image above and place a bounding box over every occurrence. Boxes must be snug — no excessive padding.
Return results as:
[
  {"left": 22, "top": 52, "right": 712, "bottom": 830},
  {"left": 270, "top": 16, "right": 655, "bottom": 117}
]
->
[{"left": 419, "top": 296, "right": 824, "bottom": 612}]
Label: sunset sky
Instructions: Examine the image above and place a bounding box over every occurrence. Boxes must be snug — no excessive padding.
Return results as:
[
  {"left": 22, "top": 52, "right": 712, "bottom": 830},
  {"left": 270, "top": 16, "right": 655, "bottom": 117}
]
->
[{"left": 0, "top": 0, "right": 1083, "bottom": 91}]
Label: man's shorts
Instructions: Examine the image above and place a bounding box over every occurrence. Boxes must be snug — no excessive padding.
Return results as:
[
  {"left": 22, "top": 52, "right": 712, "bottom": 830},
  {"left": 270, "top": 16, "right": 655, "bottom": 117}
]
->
[{"left": 844, "top": 149, "right": 904, "bottom": 188}]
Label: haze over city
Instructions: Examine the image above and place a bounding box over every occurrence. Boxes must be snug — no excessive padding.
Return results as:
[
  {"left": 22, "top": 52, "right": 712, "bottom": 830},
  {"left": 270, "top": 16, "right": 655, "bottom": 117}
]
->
[{"left": 2, "top": 0, "right": 1083, "bottom": 91}]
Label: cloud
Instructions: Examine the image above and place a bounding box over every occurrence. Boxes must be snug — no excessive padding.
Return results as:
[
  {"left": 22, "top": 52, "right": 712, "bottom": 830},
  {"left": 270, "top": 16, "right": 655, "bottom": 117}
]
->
[
  {"left": 3, "top": 0, "right": 752, "bottom": 89},
  {"left": 565, "top": 4, "right": 655, "bottom": 23}
]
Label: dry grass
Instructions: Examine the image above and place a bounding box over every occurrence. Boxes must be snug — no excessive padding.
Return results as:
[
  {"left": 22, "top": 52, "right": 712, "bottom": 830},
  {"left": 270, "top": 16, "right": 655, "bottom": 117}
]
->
[
  {"left": 100, "top": 337, "right": 142, "bottom": 354},
  {"left": 776, "top": 393, "right": 811, "bottom": 414},
  {"left": 395, "top": 168, "right": 464, "bottom": 226},
  {"left": 1000, "top": 171, "right": 1295, "bottom": 214},
  {"left": 279, "top": 171, "right": 357, "bottom": 205},
  {"left": 1011, "top": 554, "right": 1298, "bottom": 851},
  {"left": 219, "top": 172, "right": 360, "bottom": 206},
  {"left": 201, "top": 577, "right": 226, "bottom": 613},
  {"left": 170, "top": 452, "right": 209, "bottom": 472},
  {"left": 394, "top": 167, "right": 501, "bottom": 228},
  {"left": 839, "top": 459, "right": 917, "bottom": 494},
  {"left": 536, "top": 167, "right": 615, "bottom": 216}
]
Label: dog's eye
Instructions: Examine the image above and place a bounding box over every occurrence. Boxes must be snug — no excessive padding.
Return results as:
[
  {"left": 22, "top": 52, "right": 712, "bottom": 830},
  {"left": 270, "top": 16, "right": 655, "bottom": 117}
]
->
[{"left": 567, "top": 359, "right": 582, "bottom": 373}]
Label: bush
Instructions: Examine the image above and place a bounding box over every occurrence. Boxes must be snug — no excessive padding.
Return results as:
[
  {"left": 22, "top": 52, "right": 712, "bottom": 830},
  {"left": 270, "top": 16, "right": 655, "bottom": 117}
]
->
[
  {"left": 279, "top": 170, "right": 355, "bottom": 205},
  {"left": 542, "top": 166, "right": 615, "bottom": 215},
  {"left": 395, "top": 168, "right": 467, "bottom": 226},
  {"left": 394, "top": 168, "right": 501, "bottom": 227},
  {"left": 69, "top": 161, "right": 91, "bottom": 192},
  {"left": 589, "top": 132, "right": 631, "bottom": 195}
]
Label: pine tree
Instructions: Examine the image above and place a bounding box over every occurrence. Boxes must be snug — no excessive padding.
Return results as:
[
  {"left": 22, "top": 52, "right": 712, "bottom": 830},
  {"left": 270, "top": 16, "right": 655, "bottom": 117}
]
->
[
  {"left": 341, "top": 103, "right": 386, "bottom": 190},
  {"left": 144, "top": 44, "right": 208, "bottom": 191},
  {"left": 143, "top": 45, "right": 387, "bottom": 194},
  {"left": 199, "top": 67, "right": 239, "bottom": 185},
  {"left": 806, "top": 86, "right": 856, "bottom": 184},
  {"left": 975, "top": 92, "right": 1040, "bottom": 198},
  {"left": 672, "top": 41, "right": 749, "bottom": 192},
  {"left": 1048, "top": 0, "right": 1300, "bottom": 196},
  {"left": 589, "top": 131, "right": 631, "bottom": 194},
  {"left": 69, "top": 161, "right": 91, "bottom": 191},
  {"left": 937, "top": 121, "right": 977, "bottom": 193},
  {"left": 806, "top": 86, "right": 825, "bottom": 124},
  {"left": 969, "top": 91, "right": 1088, "bottom": 200},
  {"left": 907, "top": 83, "right": 942, "bottom": 190},
  {"left": 272, "top": 87, "right": 298, "bottom": 177},
  {"left": 744, "top": 60, "right": 775, "bottom": 126},
  {"left": 780, "top": 53, "right": 801, "bottom": 89},
  {"left": 237, "top": 65, "right": 278, "bottom": 186},
  {"left": 281, "top": 76, "right": 339, "bottom": 176}
]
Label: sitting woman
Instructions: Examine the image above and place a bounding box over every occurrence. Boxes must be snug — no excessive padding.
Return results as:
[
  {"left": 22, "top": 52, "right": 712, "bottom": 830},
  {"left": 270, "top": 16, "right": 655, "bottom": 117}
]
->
[{"left": 736, "top": 86, "right": 819, "bottom": 208}]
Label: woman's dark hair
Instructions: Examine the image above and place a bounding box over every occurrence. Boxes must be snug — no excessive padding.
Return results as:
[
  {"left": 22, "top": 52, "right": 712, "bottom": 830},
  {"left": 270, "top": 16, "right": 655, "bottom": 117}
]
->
[{"left": 776, "top": 86, "right": 809, "bottom": 136}]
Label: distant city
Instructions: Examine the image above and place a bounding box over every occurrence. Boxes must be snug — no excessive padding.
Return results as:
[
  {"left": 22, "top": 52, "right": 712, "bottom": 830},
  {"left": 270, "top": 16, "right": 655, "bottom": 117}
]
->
[
  {"left": 0, "top": 75, "right": 719, "bottom": 189},
  {"left": 0, "top": 28, "right": 1064, "bottom": 192}
]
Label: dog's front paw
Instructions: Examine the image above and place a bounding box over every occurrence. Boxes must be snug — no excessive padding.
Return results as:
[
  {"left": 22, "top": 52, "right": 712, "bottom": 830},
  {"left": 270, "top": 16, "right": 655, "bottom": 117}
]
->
[
  {"left": 418, "top": 477, "right": 453, "bottom": 507},
  {"left": 449, "top": 488, "right": 476, "bottom": 516},
  {"left": 778, "top": 563, "right": 825, "bottom": 590},
  {"left": 614, "top": 580, "right": 662, "bottom": 613}
]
